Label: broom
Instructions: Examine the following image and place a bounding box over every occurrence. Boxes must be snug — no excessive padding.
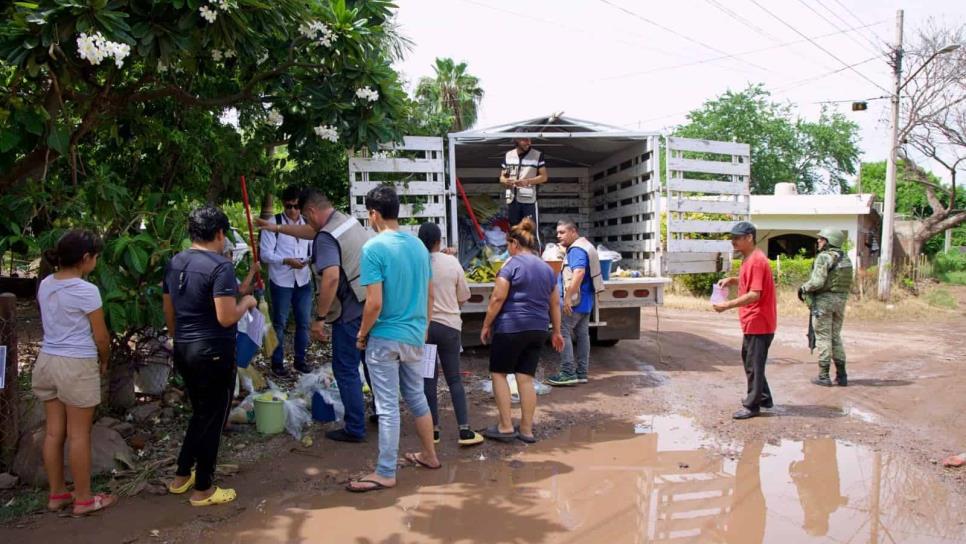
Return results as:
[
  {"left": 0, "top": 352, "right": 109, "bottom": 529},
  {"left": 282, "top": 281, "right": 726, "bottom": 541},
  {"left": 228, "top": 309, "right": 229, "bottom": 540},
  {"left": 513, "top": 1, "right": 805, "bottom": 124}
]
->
[{"left": 239, "top": 175, "right": 279, "bottom": 357}]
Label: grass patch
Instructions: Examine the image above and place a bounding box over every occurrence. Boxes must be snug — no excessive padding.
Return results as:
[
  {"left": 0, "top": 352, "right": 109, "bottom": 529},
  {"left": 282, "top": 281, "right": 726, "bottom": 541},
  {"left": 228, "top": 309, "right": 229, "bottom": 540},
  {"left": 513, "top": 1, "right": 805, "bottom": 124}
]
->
[
  {"left": 0, "top": 488, "right": 45, "bottom": 524},
  {"left": 939, "top": 271, "right": 966, "bottom": 285},
  {"left": 925, "top": 288, "right": 958, "bottom": 309}
]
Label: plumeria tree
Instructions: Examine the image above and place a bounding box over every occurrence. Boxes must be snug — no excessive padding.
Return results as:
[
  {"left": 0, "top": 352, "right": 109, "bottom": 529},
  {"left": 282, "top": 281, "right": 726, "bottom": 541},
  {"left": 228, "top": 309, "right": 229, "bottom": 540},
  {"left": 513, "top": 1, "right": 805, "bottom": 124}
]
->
[{"left": 0, "top": 0, "right": 412, "bottom": 408}]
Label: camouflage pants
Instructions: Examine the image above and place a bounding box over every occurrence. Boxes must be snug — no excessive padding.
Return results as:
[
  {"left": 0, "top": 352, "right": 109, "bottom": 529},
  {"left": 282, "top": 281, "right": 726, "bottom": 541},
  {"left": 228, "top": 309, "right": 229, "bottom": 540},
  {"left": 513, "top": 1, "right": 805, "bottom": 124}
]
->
[{"left": 812, "top": 293, "right": 847, "bottom": 379}]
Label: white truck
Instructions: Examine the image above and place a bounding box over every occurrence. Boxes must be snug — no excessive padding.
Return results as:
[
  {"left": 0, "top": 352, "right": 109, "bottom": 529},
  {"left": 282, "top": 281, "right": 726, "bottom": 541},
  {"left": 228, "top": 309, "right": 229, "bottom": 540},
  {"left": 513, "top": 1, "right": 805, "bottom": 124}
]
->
[{"left": 347, "top": 115, "right": 751, "bottom": 346}]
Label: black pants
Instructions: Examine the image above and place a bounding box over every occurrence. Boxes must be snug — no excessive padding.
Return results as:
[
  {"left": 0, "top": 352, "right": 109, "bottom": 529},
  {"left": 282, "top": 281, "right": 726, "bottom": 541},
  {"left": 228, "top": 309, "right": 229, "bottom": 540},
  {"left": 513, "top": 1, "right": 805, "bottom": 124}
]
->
[
  {"left": 423, "top": 322, "right": 469, "bottom": 428},
  {"left": 174, "top": 338, "right": 236, "bottom": 491},
  {"left": 508, "top": 200, "right": 540, "bottom": 247},
  {"left": 741, "top": 334, "right": 774, "bottom": 410}
]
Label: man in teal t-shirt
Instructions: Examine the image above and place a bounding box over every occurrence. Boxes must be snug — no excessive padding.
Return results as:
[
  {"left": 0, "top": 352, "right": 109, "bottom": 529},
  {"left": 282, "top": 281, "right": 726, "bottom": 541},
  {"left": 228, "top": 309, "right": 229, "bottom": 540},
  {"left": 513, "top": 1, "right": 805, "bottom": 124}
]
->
[{"left": 348, "top": 186, "right": 439, "bottom": 494}]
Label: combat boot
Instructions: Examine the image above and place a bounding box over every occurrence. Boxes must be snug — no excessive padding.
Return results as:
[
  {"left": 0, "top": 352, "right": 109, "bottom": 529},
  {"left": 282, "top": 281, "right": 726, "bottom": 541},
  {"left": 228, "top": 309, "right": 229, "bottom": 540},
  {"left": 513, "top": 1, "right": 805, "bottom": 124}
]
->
[
  {"left": 835, "top": 374, "right": 848, "bottom": 387},
  {"left": 811, "top": 376, "right": 833, "bottom": 387}
]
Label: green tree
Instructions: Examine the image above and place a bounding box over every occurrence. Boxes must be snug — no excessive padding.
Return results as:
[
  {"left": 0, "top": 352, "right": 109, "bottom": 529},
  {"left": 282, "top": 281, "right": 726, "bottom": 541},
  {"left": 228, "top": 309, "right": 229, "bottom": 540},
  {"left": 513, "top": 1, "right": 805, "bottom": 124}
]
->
[
  {"left": 858, "top": 160, "right": 966, "bottom": 254},
  {"left": 0, "top": 0, "right": 412, "bottom": 408},
  {"left": 413, "top": 57, "right": 484, "bottom": 134},
  {"left": 675, "top": 84, "right": 860, "bottom": 194}
]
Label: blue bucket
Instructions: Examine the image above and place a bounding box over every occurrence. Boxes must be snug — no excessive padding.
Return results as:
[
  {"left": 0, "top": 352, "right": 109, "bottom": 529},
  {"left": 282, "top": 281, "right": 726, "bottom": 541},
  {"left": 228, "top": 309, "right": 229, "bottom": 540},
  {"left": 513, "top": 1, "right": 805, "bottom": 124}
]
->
[
  {"left": 236, "top": 331, "right": 259, "bottom": 369},
  {"left": 311, "top": 392, "right": 336, "bottom": 423},
  {"left": 600, "top": 259, "right": 612, "bottom": 280}
]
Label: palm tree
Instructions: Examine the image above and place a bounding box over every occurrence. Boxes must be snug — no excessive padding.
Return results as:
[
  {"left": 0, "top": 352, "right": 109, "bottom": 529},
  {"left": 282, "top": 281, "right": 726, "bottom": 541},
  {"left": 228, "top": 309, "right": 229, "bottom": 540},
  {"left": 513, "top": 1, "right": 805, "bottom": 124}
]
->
[{"left": 415, "top": 58, "right": 484, "bottom": 133}]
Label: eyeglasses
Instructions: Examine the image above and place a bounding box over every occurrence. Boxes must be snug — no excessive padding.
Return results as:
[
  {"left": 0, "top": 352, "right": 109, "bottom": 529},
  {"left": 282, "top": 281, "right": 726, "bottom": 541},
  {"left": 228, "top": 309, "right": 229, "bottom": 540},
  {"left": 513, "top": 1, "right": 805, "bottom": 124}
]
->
[{"left": 284, "top": 203, "right": 299, "bottom": 210}]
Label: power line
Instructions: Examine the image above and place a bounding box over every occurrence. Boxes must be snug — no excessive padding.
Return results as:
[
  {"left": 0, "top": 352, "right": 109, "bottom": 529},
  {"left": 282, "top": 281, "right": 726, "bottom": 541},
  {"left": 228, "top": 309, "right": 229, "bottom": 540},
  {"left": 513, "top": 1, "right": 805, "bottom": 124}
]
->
[
  {"left": 814, "top": 0, "right": 885, "bottom": 53},
  {"left": 748, "top": 0, "right": 890, "bottom": 94},
  {"left": 704, "top": 0, "right": 783, "bottom": 43},
  {"left": 813, "top": 95, "right": 888, "bottom": 105},
  {"left": 829, "top": 0, "right": 889, "bottom": 47},
  {"left": 796, "top": 0, "right": 881, "bottom": 56},
  {"left": 597, "top": 20, "right": 888, "bottom": 82},
  {"left": 597, "top": 0, "right": 772, "bottom": 73}
]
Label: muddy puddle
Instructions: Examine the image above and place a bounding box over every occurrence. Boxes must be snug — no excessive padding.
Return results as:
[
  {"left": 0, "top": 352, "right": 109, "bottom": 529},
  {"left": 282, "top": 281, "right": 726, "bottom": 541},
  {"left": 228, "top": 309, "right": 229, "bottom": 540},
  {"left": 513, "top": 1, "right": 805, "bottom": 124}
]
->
[{"left": 211, "top": 415, "right": 966, "bottom": 543}]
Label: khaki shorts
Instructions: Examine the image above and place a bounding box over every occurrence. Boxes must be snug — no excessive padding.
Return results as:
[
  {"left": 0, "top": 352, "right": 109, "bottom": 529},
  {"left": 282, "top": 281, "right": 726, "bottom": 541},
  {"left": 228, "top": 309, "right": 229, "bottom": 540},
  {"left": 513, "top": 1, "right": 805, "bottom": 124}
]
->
[{"left": 32, "top": 352, "right": 101, "bottom": 408}]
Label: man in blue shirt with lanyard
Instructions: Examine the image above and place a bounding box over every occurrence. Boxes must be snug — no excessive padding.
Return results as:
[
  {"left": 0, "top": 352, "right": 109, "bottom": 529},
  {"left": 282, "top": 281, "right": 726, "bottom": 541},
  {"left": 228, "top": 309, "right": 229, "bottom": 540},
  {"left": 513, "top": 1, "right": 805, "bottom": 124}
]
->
[
  {"left": 547, "top": 219, "right": 603, "bottom": 386},
  {"left": 259, "top": 184, "right": 314, "bottom": 376}
]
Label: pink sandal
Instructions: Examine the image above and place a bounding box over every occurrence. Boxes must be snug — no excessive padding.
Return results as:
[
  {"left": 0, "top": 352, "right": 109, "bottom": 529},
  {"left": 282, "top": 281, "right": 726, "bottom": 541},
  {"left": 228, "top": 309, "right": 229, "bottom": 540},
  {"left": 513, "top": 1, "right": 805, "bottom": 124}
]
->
[
  {"left": 71, "top": 493, "right": 117, "bottom": 517},
  {"left": 47, "top": 492, "right": 74, "bottom": 512}
]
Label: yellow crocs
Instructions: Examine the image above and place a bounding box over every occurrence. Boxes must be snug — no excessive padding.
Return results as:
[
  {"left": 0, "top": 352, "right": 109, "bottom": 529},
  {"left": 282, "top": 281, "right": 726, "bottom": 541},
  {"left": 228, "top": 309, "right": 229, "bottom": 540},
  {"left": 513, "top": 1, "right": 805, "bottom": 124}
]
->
[
  {"left": 190, "top": 487, "right": 237, "bottom": 507},
  {"left": 168, "top": 471, "right": 195, "bottom": 494}
]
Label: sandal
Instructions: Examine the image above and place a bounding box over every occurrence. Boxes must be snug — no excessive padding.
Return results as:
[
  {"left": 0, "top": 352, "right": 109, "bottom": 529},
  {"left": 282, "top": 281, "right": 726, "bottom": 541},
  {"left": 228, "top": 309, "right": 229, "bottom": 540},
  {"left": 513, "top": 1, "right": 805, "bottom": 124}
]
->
[
  {"left": 168, "top": 470, "right": 195, "bottom": 494},
  {"left": 189, "top": 487, "right": 237, "bottom": 507},
  {"left": 480, "top": 425, "right": 518, "bottom": 443},
  {"left": 72, "top": 493, "right": 117, "bottom": 517},
  {"left": 405, "top": 452, "right": 441, "bottom": 470},
  {"left": 47, "top": 492, "right": 74, "bottom": 512},
  {"left": 346, "top": 479, "right": 393, "bottom": 493},
  {"left": 514, "top": 426, "right": 538, "bottom": 444}
]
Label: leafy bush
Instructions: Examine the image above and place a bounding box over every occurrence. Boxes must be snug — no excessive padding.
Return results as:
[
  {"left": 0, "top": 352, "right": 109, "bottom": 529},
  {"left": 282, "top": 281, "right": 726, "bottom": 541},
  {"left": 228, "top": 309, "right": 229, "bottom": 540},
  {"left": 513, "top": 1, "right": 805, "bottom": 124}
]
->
[
  {"left": 771, "top": 255, "right": 814, "bottom": 287},
  {"left": 675, "top": 272, "right": 723, "bottom": 296},
  {"left": 933, "top": 252, "right": 966, "bottom": 284}
]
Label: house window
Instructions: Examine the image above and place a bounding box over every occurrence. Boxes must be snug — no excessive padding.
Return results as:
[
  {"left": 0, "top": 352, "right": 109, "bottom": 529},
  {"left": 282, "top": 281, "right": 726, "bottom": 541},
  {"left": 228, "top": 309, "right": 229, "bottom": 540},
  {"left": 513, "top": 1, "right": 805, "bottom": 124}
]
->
[{"left": 767, "top": 234, "right": 817, "bottom": 259}]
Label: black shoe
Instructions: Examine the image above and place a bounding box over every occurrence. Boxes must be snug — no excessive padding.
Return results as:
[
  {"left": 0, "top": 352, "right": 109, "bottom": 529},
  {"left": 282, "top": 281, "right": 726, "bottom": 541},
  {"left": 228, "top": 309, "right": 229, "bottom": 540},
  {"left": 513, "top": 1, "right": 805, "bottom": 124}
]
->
[
  {"left": 271, "top": 364, "right": 289, "bottom": 378},
  {"left": 294, "top": 361, "right": 312, "bottom": 374},
  {"left": 835, "top": 375, "right": 848, "bottom": 387},
  {"left": 325, "top": 428, "right": 365, "bottom": 443},
  {"left": 732, "top": 407, "right": 760, "bottom": 420},
  {"left": 368, "top": 413, "right": 379, "bottom": 425},
  {"left": 811, "top": 376, "right": 833, "bottom": 387},
  {"left": 760, "top": 399, "right": 774, "bottom": 409}
]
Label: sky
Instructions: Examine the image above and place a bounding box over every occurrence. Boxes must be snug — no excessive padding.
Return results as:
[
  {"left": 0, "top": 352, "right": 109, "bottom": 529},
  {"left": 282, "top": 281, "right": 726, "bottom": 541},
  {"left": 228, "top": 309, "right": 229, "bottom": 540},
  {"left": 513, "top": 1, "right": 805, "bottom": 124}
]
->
[{"left": 392, "top": 0, "right": 966, "bottom": 188}]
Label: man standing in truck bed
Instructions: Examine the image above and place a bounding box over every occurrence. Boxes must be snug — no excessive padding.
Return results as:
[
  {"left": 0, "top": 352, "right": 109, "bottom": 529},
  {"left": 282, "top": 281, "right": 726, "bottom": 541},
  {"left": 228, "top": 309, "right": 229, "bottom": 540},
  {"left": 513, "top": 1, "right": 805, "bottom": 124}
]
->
[{"left": 500, "top": 138, "right": 549, "bottom": 229}]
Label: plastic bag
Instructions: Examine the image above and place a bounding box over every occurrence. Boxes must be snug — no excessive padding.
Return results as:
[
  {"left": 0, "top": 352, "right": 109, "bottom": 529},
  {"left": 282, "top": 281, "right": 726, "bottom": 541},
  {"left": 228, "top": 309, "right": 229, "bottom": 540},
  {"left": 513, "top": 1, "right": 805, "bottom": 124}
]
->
[
  {"left": 710, "top": 284, "right": 728, "bottom": 305},
  {"left": 484, "top": 227, "right": 507, "bottom": 248},
  {"left": 597, "top": 244, "right": 622, "bottom": 263},
  {"left": 542, "top": 243, "right": 564, "bottom": 261},
  {"left": 294, "top": 366, "right": 335, "bottom": 398},
  {"left": 480, "top": 375, "right": 551, "bottom": 404},
  {"left": 316, "top": 386, "right": 345, "bottom": 423},
  {"left": 283, "top": 397, "right": 312, "bottom": 440}
]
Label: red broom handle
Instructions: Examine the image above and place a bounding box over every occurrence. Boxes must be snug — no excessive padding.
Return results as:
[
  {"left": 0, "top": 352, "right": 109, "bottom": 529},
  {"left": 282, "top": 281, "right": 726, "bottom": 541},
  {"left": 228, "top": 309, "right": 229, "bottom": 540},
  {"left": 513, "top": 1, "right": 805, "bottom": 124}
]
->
[
  {"left": 239, "top": 175, "right": 264, "bottom": 290},
  {"left": 456, "top": 177, "right": 485, "bottom": 241}
]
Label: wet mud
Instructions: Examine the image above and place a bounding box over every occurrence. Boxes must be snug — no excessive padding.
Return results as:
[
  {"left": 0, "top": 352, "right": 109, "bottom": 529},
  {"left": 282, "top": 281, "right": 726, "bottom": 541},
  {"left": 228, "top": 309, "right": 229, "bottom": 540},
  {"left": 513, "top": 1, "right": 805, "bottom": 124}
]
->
[{"left": 211, "top": 416, "right": 966, "bottom": 544}]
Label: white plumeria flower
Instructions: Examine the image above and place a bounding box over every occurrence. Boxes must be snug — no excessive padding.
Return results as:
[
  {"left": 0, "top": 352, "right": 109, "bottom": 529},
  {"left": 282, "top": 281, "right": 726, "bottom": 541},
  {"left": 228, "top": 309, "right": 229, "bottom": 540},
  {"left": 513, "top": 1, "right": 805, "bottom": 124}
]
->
[
  {"left": 313, "top": 124, "right": 339, "bottom": 142},
  {"left": 299, "top": 20, "right": 335, "bottom": 47},
  {"left": 223, "top": 49, "right": 236, "bottom": 59},
  {"left": 355, "top": 86, "right": 379, "bottom": 102},
  {"left": 199, "top": 6, "right": 218, "bottom": 23},
  {"left": 267, "top": 109, "right": 284, "bottom": 126},
  {"left": 76, "top": 32, "right": 130, "bottom": 68},
  {"left": 211, "top": 49, "right": 223, "bottom": 61}
]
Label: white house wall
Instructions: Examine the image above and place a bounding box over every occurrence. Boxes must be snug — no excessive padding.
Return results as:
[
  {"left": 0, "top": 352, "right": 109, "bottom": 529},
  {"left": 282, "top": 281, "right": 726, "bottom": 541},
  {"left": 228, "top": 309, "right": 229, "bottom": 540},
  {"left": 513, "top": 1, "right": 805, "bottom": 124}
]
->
[{"left": 752, "top": 214, "right": 859, "bottom": 264}]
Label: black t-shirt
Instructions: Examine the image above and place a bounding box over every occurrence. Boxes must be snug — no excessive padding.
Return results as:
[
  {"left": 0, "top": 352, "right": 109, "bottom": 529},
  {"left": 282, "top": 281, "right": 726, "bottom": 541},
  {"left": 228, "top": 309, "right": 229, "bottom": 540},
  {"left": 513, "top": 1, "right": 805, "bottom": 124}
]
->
[{"left": 162, "top": 249, "right": 238, "bottom": 343}]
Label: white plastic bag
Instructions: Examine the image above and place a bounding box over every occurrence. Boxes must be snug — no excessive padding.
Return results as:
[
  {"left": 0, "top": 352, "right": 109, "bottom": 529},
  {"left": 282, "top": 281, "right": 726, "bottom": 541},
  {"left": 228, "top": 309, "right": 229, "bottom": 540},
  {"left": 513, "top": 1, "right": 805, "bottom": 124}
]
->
[
  {"left": 710, "top": 284, "right": 728, "bottom": 305},
  {"left": 480, "top": 375, "right": 551, "bottom": 404},
  {"left": 283, "top": 397, "right": 312, "bottom": 440},
  {"left": 316, "top": 386, "right": 345, "bottom": 423},
  {"left": 542, "top": 243, "right": 564, "bottom": 261},
  {"left": 597, "top": 244, "right": 622, "bottom": 263}
]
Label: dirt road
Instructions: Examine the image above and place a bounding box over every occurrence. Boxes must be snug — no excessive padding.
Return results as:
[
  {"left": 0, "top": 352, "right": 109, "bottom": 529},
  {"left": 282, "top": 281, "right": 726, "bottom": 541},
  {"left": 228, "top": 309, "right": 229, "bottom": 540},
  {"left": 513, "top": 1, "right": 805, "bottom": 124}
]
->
[{"left": 2, "top": 289, "right": 965, "bottom": 543}]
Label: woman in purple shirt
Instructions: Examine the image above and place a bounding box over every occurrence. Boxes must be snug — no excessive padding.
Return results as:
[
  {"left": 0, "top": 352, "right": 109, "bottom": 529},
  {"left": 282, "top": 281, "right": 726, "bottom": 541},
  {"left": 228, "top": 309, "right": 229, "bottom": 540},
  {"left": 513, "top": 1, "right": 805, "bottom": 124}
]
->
[{"left": 481, "top": 218, "right": 564, "bottom": 443}]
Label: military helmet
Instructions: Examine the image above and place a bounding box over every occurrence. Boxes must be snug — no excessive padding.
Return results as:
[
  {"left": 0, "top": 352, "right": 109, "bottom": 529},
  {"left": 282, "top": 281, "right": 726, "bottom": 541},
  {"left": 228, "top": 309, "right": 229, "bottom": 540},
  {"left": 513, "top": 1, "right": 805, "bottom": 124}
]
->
[{"left": 817, "top": 228, "right": 846, "bottom": 248}]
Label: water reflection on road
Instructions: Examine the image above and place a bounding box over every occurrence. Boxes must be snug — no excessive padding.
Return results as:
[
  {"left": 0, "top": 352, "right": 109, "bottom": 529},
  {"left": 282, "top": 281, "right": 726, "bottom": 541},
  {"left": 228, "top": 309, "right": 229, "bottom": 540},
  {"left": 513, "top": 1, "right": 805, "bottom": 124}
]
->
[{"left": 214, "top": 415, "right": 966, "bottom": 543}]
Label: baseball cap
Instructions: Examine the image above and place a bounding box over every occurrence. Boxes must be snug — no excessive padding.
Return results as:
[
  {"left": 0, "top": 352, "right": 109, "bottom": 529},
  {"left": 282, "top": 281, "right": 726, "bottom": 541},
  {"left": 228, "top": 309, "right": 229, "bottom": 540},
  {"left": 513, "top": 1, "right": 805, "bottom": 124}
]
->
[{"left": 729, "top": 221, "right": 757, "bottom": 237}]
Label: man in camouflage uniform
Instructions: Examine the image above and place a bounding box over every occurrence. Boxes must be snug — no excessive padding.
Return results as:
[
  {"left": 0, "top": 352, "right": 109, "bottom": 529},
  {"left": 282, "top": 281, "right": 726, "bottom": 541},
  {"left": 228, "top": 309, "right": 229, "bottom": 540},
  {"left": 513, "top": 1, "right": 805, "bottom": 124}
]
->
[{"left": 799, "top": 228, "right": 853, "bottom": 387}]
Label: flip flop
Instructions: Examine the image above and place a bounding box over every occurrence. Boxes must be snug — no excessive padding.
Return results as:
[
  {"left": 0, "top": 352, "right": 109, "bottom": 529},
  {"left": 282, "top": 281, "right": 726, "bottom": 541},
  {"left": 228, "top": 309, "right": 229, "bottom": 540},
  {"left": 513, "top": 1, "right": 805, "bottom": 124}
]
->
[
  {"left": 346, "top": 479, "right": 393, "bottom": 493},
  {"left": 47, "top": 492, "right": 74, "bottom": 512},
  {"left": 405, "top": 452, "right": 442, "bottom": 470},
  {"left": 71, "top": 493, "right": 117, "bottom": 517},
  {"left": 514, "top": 426, "right": 537, "bottom": 444},
  {"left": 189, "top": 487, "right": 237, "bottom": 507},
  {"left": 480, "top": 426, "right": 518, "bottom": 443},
  {"left": 168, "top": 470, "right": 195, "bottom": 494}
]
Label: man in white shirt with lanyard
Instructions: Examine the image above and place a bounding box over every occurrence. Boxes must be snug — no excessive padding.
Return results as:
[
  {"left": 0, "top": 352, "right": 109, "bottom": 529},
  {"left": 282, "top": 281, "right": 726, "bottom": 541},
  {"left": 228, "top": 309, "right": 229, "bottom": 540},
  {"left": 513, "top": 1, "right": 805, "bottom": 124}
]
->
[
  {"left": 500, "top": 137, "right": 549, "bottom": 233},
  {"left": 259, "top": 184, "right": 314, "bottom": 376}
]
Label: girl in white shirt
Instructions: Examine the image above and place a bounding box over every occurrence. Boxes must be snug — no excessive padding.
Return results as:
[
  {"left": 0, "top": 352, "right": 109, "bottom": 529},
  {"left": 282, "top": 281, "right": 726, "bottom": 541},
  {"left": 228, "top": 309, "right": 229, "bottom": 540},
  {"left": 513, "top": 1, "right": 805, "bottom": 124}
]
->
[{"left": 34, "top": 230, "right": 116, "bottom": 516}]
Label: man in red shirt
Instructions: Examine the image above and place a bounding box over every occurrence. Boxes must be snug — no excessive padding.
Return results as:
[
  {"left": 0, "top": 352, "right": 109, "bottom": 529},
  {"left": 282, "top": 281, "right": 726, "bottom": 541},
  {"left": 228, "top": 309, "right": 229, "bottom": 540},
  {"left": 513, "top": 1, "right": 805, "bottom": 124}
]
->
[{"left": 713, "top": 222, "right": 777, "bottom": 420}]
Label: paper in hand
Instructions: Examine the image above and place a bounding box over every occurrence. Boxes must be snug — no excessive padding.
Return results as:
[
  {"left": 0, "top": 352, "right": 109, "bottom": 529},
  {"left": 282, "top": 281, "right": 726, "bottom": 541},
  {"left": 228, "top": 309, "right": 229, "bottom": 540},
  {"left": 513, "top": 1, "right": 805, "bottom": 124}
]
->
[
  {"left": 421, "top": 344, "right": 438, "bottom": 379},
  {"left": 710, "top": 284, "right": 728, "bottom": 305}
]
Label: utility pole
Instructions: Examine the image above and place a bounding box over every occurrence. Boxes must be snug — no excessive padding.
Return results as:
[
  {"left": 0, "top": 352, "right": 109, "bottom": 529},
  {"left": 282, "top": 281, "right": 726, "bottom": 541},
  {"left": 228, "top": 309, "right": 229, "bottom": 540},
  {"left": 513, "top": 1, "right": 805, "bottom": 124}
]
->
[{"left": 878, "top": 9, "right": 903, "bottom": 301}]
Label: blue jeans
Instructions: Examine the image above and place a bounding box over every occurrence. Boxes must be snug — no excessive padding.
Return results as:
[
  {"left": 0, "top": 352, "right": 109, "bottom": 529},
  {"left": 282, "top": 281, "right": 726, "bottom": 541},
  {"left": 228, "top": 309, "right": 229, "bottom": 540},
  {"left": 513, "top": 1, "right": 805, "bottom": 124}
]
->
[
  {"left": 332, "top": 318, "right": 367, "bottom": 439},
  {"left": 366, "top": 337, "right": 430, "bottom": 478},
  {"left": 560, "top": 311, "right": 590, "bottom": 378},
  {"left": 269, "top": 280, "right": 313, "bottom": 366}
]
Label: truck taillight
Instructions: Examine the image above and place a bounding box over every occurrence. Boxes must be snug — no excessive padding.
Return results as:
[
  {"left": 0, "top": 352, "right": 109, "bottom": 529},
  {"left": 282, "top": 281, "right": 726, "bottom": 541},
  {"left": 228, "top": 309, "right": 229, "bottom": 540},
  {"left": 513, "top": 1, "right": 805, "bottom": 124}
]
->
[
  {"left": 469, "top": 294, "right": 484, "bottom": 303},
  {"left": 613, "top": 290, "right": 628, "bottom": 299},
  {"left": 633, "top": 289, "right": 650, "bottom": 298}
]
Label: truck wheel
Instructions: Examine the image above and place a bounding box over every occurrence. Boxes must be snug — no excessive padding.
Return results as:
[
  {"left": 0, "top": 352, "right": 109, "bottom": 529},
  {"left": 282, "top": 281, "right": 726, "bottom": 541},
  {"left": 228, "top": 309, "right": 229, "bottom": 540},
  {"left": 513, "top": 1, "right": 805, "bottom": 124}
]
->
[{"left": 590, "top": 328, "right": 619, "bottom": 347}]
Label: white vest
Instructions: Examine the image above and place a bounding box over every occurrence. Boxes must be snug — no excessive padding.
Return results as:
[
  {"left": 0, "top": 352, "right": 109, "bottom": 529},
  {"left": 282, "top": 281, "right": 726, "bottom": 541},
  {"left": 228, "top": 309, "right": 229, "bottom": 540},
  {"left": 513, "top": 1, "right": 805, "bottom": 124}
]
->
[
  {"left": 502, "top": 148, "right": 544, "bottom": 204},
  {"left": 316, "top": 210, "right": 371, "bottom": 323},
  {"left": 562, "top": 236, "right": 605, "bottom": 307}
]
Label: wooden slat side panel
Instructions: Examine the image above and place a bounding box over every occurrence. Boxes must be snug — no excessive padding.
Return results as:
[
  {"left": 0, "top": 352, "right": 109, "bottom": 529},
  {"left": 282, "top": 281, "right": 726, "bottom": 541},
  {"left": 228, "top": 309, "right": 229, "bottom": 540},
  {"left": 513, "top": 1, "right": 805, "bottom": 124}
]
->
[
  {"left": 669, "top": 219, "right": 739, "bottom": 234},
  {"left": 349, "top": 157, "right": 444, "bottom": 173},
  {"left": 667, "top": 199, "right": 749, "bottom": 215},
  {"left": 668, "top": 178, "right": 747, "bottom": 195},
  {"left": 667, "top": 157, "right": 750, "bottom": 177},
  {"left": 668, "top": 137, "right": 750, "bottom": 156},
  {"left": 668, "top": 239, "right": 734, "bottom": 253}
]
